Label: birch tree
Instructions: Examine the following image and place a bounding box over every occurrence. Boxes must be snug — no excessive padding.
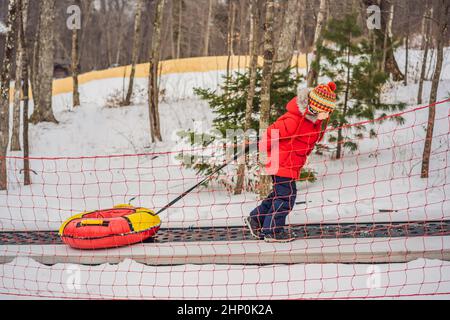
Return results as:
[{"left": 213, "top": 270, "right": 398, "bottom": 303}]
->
[
  {"left": 307, "top": 0, "right": 327, "bottom": 87},
  {"left": 362, "top": 0, "right": 404, "bottom": 81},
  {"left": 203, "top": 0, "right": 213, "bottom": 56},
  {"left": 169, "top": 0, "right": 176, "bottom": 58},
  {"left": 417, "top": 5, "right": 432, "bottom": 104},
  {"left": 148, "top": 0, "right": 165, "bottom": 143},
  {"left": 176, "top": 0, "right": 183, "bottom": 59},
  {"left": 403, "top": 6, "right": 409, "bottom": 86},
  {"left": 379, "top": 0, "right": 404, "bottom": 81},
  {"left": 274, "top": 0, "right": 300, "bottom": 73},
  {"left": 30, "top": 5, "right": 40, "bottom": 108},
  {"left": 18, "top": 0, "right": 31, "bottom": 185},
  {"left": 29, "top": 0, "right": 58, "bottom": 124},
  {"left": 381, "top": 1, "right": 394, "bottom": 73},
  {"left": 234, "top": 0, "right": 259, "bottom": 195},
  {"left": 258, "top": 0, "right": 275, "bottom": 198},
  {"left": 113, "top": 1, "right": 127, "bottom": 66},
  {"left": 226, "top": 0, "right": 236, "bottom": 84},
  {"left": 421, "top": 0, "right": 449, "bottom": 178},
  {"left": 124, "top": 0, "right": 144, "bottom": 106},
  {"left": 0, "top": 0, "right": 18, "bottom": 190},
  {"left": 10, "top": 0, "right": 28, "bottom": 151},
  {"left": 71, "top": 0, "right": 81, "bottom": 108},
  {"left": 99, "top": 0, "right": 112, "bottom": 66}
]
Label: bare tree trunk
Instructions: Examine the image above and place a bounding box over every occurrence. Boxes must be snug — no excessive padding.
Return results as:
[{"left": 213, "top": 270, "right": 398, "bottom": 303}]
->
[
  {"left": 336, "top": 43, "right": 351, "bottom": 160},
  {"left": 299, "top": 0, "right": 306, "bottom": 51},
  {"left": 381, "top": 0, "right": 404, "bottom": 81},
  {"left": 381, "top": 1, "right": 393, "bottom": 73},
  {"left": 114, "top": 1, "right": 126, "bottom": 66},
  {"left": 295, "top": 0, "right": 305, "bottom": 77},
  {"left": 307, "top": 0, "right": 327, "bottom": 87},
  {"left": 274, "top": 0, "right": 300, "bottom": 73},
  {"left": 226, "top": 0, "right": 236, "bottom": 84},
  {"left": 0, "top": 0, "right": 18, "bottom": 190},
  {"left": 258, "top": 0, "right": 275, "bottom": 198},
  {"left": 304, "top": 0, "right": 309, "bottom": 75},
  {"left": 362, "top": 0, "right": 404, "bottom": 81},
  {"left": 19, "top": 0, "right": 31, "bottom": 185},
  {"left": 203, "top": 0, "right": 213, "bottom": 56},
  {"left": 148, "top": 0, "right": 165, "bottom": 143},
  {"left": 421, "top": 1, "right": 448, "bottom": 178},
  {"left": 100, "top": 0, "right": 113, "bottom": 67},
  {"left": 425, "top": 45, "right": 435, "bottom": 80},
  {"left": 230, "top": 1, "right": 236, "bottom": 56},
  {"left": 234, "top": 0, "right": 259, "bottom": 195},
  {"left": 30, "top": 5, "right": 41, "bottom": 111},
  {"left": 124, "top": 0, "right": 144, "bottom": 106},
  {"left": 169, "top": 0, "right": 176, "bottom": 59},
  {"left": 237, "top": 0, "right": 247, "bottom": 58},
  {"left": 71, "top": 0, "right": 81, "bottom": 108},
  {"left": 10, "top": 0, "right": 28, "bottom": 151},
  {"left": 22, "top": 69, "right": 30, "bottom": 186},
  {"left": 71, "top": 28, "right": 80, "bottom": 107},
  {"left": 186, "top": 12, "right": 193, "bottom": 57},
  {"left": 353, "top": 0, "right": 364, "bottom": 27},
  {"left": 420, "top": 3, "right": 427, "bottom": 51},
  {"left": 418, "top": 6, "right": 432, "bottom": 104},
  {"left": 176, "top": 0, "right": 183, "bottom": 59},
  {"left": 79, "top": 0, "right": 93, "bottom": 62},
  {"left": 403, "top": 8, "right": 409, "bottom": 86},
  {"left": 29, "top": 0, "right": 57, "bottom": 124}
]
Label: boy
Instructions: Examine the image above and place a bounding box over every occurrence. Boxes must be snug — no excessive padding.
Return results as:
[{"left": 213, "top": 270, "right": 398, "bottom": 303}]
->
[{"left": 244, "top": 82, "right": 337, "bottom": 243}]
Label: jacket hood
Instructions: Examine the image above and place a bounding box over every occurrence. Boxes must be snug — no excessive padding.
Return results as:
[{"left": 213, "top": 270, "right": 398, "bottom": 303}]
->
[
  {"left": 286, "top": 87, "right": 310, "bottom": 116},
  {"left": 288, "top": 85, "right": 320, "bottom": 123},
  {"left": 296, "top": 86, "right": 310, "bottom": 114}
]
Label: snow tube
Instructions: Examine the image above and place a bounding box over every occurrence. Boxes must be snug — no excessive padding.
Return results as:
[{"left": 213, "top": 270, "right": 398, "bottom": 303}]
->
[{"left": 59, "top": 204, "right": 161, "bottom": 249}]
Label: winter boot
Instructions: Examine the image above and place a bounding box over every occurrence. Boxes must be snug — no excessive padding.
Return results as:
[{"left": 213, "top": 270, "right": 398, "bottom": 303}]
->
[
  {"left": 243, "top": 216, "right": 262, "bottom": 240},
  {"left": 263, "top": 228, "right": 297, "bottom": 243}
]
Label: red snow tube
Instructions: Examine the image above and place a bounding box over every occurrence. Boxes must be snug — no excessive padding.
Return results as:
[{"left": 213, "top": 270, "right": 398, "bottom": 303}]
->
[{"left": 59, "top": 204, "right": 161, "bottom": 250}]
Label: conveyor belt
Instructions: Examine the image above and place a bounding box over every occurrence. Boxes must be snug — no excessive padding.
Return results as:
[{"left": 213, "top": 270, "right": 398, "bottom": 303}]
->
[{"left": 1, "top": 220, "right": 449, "bottom": 245}]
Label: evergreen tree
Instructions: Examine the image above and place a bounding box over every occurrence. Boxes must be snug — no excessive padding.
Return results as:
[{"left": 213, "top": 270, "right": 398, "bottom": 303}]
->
[
  {"left": 195, "top": 67, "right": 302, "bottom": 134},
  {"left": 177, "top": 68, "right": 316, "bottom": 193},
  {"left": 318, "top": 13, "right": 406, "bottom": 159}
]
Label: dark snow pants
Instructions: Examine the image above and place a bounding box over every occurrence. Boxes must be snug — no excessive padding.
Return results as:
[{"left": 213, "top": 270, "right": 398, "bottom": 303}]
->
[{"left": 249, "top": 175, "right": 297, "bottom": 236}]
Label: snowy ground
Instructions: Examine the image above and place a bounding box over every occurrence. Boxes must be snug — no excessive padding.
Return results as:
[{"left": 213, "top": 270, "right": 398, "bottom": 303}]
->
[
  {"left": 1, "top": 54, "right": 449, "bottom": 230},
  {"left": 1, "top": 257, "right": 449, "bottom": 300},
  {"left": 0, "top": 48, "right": 449, "bottom": 299}
]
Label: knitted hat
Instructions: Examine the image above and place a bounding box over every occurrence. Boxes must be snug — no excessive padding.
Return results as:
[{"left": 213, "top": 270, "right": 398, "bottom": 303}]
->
[{"left": 307, "top": 82, "right": 337, "bottom": 115}]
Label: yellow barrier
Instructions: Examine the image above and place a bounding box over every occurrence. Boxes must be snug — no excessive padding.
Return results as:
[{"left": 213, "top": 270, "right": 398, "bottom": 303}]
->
[{"left": 10, "top": 55, "right": 307, "bottom": 100}]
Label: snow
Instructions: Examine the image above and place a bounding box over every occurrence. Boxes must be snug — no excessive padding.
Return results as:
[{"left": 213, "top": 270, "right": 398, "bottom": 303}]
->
[
  {"left": 1, "top": 257, "right": 449, "bottom": 299},
  {"left": 394, "top": 47, "right": 450, "bottom": 86},
  {"left": 1, "top": 67, "right": 448, "bottom": 230},
  {"left": 0, "top": 48, "right": 449, "bottom": 299},
  {"left": 0, "top": 21, "right": 7, "bottom": 35}
]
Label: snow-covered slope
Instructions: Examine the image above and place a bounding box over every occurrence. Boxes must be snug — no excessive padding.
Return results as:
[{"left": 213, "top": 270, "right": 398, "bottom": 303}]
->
[
  {"left": 1, "top": 50, "right": 449, "bottom": 230},
  {"left": 0, "top": 49, "right": 449, "bottom": 301},
  {"left": 1, "top": 256, "right": 449, "bottom": 300}
]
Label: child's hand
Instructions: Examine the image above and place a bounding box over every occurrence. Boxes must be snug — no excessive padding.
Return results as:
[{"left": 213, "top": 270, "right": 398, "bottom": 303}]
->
[{"left": 317, "top": 112, "right": 330, "bottom": 120}]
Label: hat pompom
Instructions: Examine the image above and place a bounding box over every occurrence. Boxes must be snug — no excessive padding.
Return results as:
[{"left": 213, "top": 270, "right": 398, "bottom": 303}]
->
[{"left": 327, "top": 81, "right": 337, "bottom": 92}]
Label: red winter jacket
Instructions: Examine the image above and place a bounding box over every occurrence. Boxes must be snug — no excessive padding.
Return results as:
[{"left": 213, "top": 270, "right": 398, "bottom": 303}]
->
[{"left": 259, "top": 96, "right": 327, "bottom": 179}]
